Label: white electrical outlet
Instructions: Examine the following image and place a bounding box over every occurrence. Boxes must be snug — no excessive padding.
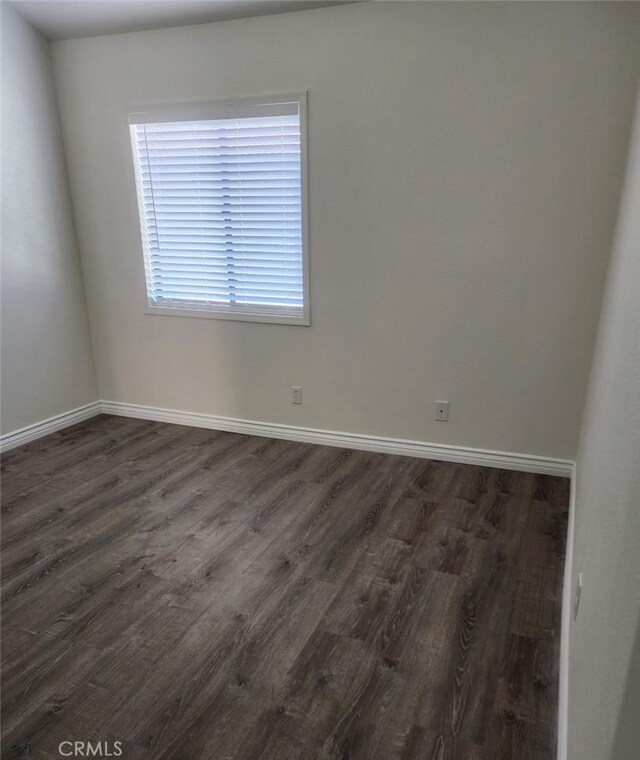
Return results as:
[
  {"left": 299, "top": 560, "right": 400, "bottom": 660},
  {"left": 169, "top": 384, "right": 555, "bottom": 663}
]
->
[
  {"left": 573, "top": 572, "right": 583, "bottom": 621},
  {"left": 291, "top": 386, "right": 302, "bottom": 405},
  {"left": 434, "top": 401, "right": 449, "bottom": 421}
]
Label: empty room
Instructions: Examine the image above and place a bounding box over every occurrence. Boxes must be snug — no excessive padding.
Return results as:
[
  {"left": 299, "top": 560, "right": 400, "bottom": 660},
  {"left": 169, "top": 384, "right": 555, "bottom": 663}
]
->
[{"left": 1, "top": 1, "right": 639, "bottom": 758}]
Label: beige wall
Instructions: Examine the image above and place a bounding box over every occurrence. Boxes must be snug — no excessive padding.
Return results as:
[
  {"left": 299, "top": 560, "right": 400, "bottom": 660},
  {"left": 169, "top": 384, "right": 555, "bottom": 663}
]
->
[
  {"left": 1, "top": 3, "right": 97, "bottom": 433},
  {"left": 52, "top": 1, "right": 640, "bottom": 458},
  {"left": 568, "top": 89, "right": 640, "bottom": 760}
]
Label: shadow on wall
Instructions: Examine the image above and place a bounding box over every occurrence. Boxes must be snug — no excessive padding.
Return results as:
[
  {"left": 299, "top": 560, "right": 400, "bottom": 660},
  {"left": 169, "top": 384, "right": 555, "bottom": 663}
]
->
[{"left": 612, "top": 610, "right": 640, "bottom": 759}]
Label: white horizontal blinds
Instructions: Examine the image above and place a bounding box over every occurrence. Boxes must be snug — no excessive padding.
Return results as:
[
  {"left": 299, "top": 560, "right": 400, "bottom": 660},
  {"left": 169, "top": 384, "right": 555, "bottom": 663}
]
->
[{"left": 131, "top": 103, "right": 303, "bottom": 316}]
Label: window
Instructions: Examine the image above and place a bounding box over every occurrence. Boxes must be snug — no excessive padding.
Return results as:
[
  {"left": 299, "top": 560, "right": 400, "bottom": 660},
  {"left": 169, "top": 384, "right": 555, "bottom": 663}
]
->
[{"left": 129, "top": 94, "right": 309, "bottom": 324}]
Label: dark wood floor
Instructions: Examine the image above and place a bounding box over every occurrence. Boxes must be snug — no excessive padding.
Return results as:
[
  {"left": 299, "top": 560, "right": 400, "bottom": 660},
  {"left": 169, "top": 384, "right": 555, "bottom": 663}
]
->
[{"left": 1, "top": 415, "right": 568, "bottom": 760}]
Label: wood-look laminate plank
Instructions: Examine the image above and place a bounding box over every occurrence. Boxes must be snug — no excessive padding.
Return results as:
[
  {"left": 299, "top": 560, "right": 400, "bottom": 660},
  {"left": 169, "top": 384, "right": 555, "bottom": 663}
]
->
[{"left": 1, "top": 416, "right": 568, "bottom": 760}]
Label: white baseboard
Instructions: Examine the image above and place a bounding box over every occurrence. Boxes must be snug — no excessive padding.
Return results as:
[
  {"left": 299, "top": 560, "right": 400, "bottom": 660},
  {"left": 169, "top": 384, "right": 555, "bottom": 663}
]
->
[
  {"left": 557, "top": 462, "right": 576, "bottom": 760},
  {"left": 0, "top": 401, "right": 102, "bottom": 453},
  {"left": 1, "top": 399, "right": 575, "bottom": 477},
  {"left": 99, "top": 399, "right": 573, "bottom": 477}
]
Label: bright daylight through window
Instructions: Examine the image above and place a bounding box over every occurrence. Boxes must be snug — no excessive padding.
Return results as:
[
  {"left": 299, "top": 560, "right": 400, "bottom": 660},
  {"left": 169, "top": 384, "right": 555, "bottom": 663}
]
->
[{"left": 129, "top": 95, "right": 308, "bottom": 324}]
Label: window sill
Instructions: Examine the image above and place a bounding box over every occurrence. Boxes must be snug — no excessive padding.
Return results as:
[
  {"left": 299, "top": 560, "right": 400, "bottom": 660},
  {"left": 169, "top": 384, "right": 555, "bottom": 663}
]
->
[{"left": 144, "top": 305, "right": 310, "bottom": 326}]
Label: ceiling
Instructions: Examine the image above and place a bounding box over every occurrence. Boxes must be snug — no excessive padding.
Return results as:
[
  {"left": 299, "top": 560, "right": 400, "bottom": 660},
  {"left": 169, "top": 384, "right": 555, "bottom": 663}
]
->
[{"left": 9, "top": 0, "right": 362, "bottom": 41}]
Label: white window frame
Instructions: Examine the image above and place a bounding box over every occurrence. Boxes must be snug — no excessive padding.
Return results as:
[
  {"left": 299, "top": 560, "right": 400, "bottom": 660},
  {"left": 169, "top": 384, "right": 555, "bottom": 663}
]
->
[{"left": 129, "top": 93, "right": 310, "bottom": 326}]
